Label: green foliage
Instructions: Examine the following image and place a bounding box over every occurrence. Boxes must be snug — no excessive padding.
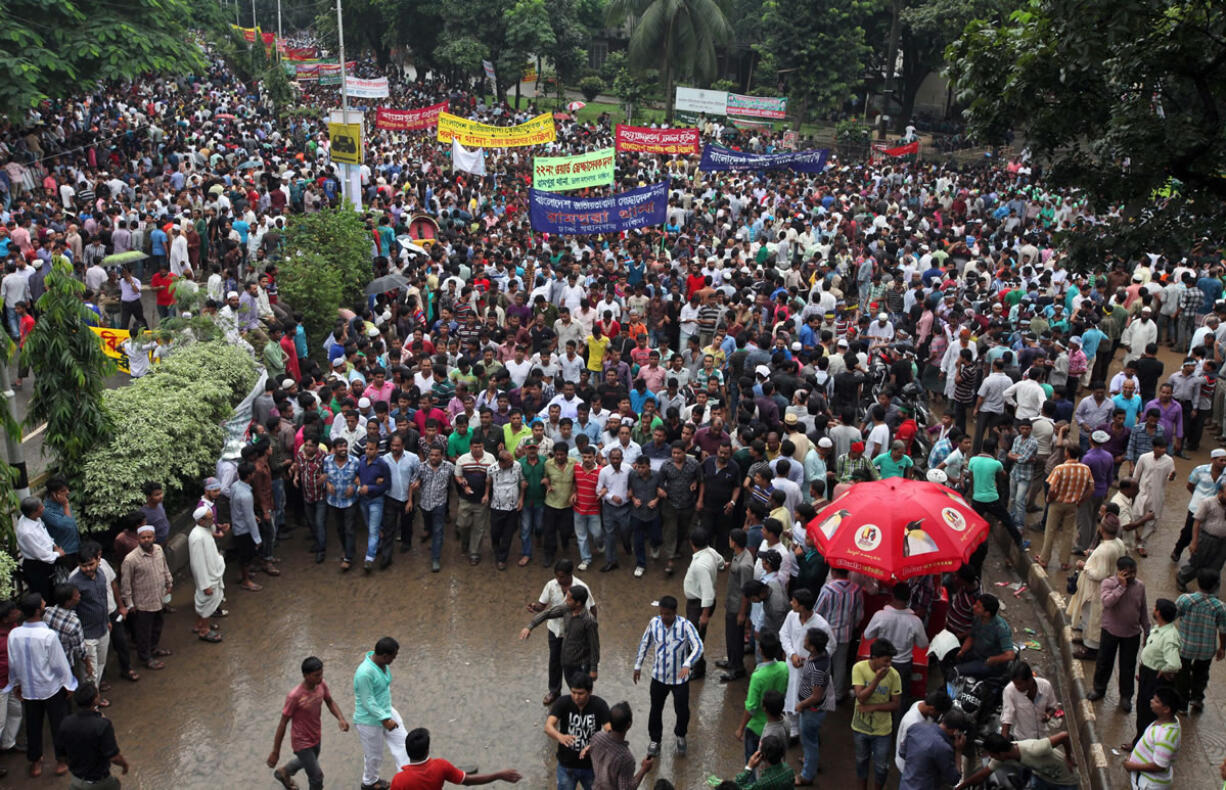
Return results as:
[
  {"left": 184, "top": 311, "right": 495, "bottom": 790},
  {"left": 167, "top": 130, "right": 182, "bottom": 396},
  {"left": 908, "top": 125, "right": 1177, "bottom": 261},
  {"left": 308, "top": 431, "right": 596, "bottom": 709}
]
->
[
  {"left": 0, "top": 549, "right": 17, "bottom": 601},
  {"left": 22, "top": 261, "right": 115, "bottom": 480},
  {"left": 434, "top": 36, "right": 489, "bottom": 79},
  {"left": 948, "top": 0, "right": 1226, "bottom": 266},
  {"left": 608, "top": 0, "right": 733, "bottom": 121},
  {"left": 836, "top": 119, "right": 871, "bottom": 143},
  {"left": 281, "top": 206, "right": 373, "bottom": 308},
  {"left": 277, "top": 253, "right": 345, "bottom": 363},
  {"left": 0, "top": 0, "right": 207, "bottom": 117},
  {"left": 263, "top": 61, "right": 295, "bottom": 116},
  {"left": 578, "top": 76, "right": 606, "bottom": 101},
  {"left": 711, "top": 79, "right": 736, "bottom": 93},
  {"left": 80, "top": 342, "right": 258, "bottom": 530},
  {"left": 758, "top": 0, "right": 874, "bottom": 116}
]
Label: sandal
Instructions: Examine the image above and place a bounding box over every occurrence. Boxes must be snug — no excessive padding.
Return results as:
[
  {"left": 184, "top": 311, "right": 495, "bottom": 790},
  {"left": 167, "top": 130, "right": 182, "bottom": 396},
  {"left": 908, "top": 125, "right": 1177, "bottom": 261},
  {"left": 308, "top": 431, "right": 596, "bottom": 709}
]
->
[
  {"left": 120, "top": 670, "right": 140, "bottom": 682},
  {"left": 241, "top": 581, "right": 263, "bottom": 591},
  {"left": 97, "top": 698, "right": 111, "bottom": 708},
  {"left": 262, "top": 564, "right": 282, "bottom": 576},
  {"left": 198, "top": 631, "right": 223, "bottom": 643},
  {"left": 211, "top": 609, "right": 229, "bottom": 618},
  {"left": 1136, "top": 547, "right": 1148, "bottom": 557},
  {"left": 517, "top": 556, "right": 531, "bottom": 567},
  {"left": 274, "top": 767, "right": 299, "bottom": 790},
  {"left": 664, "top": 562, "right": 675, "bottom": 576},
  {"left": 152, "top": 648, "right": 173, "bottom": 657},
  {"left": 145, "top": 660, "right": 166, "bottom": 670}
]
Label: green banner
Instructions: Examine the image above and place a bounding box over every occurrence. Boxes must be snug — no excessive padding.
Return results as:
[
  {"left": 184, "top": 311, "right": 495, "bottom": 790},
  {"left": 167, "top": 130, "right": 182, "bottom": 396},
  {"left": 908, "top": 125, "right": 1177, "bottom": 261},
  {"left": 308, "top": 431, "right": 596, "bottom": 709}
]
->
[{"left": 532, "top": 147, "right": 615, "bottom": 192}]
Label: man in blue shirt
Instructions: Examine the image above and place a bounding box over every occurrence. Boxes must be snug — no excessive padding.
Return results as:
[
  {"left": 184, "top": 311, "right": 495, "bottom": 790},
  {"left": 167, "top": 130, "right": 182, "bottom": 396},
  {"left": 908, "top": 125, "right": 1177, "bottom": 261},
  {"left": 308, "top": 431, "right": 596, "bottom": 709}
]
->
[
  {"left": 897, "top": 709, "right": 970, "bottom": 790},
  {"left": 149, "top": 222, "right": 168, "bottom": 272},
  {"left": 355, "top": 441, "right": 390, "bottom": 573},
  {"left": 323, "top": 439, "right": 360, "bottom": 571},
  {"left": 230, "top": 462, "right": 266, "bottom": 591}
]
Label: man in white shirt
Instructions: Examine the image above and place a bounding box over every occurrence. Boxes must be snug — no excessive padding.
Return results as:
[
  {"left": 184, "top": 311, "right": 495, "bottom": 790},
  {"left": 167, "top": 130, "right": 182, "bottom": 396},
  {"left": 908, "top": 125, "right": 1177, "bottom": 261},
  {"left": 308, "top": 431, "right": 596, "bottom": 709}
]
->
[
  {"left": 1004, "top": 368, "right": 1048, "bottom": 420},
  {"left": 3, "top": 591, "right": 78, "bottom": 776},
  {"left": 596, "top": 448, "right": 632, "bottom": 572},
  {"left": 895, "top": 690, "right": 954, "bottom": 774},
  {"left": 681, "top": 528, "right": 726, "bottom": 680},
  {"left": 527, "top": 561, "right": 596, "bottom": 706},
  {"left": 15, "top": 497, "right": 63, "bottom": 603},
  {"left": 1000, "top": 662, "right": 1057, "bottom": 741}
]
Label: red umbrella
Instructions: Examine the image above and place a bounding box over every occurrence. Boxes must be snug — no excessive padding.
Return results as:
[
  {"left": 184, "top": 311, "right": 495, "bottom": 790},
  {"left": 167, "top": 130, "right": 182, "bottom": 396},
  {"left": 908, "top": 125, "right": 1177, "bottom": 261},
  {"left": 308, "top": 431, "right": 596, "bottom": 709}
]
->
[{"left": 806, "top": 479, "right": 989, "bottom": 581}]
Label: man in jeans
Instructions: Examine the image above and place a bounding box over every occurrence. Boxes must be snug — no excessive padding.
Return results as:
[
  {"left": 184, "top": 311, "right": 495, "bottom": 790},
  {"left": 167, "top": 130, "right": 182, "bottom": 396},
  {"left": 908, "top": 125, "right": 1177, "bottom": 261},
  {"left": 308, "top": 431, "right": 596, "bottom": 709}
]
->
[
  {"left": 294, "top": 436, "right": 329, "bottom": 564},
  {"left": 379, "top": 434, "right": 419, "bottom": 569},
  {"left": 518, "top": 442, "right": 547, "bottom": 567},
  {"left": 572, "top": 446, "right": 603, "bottom": 572},
  {"left": 658, "top": 442, "right": 702, "bottom": 576},
  {"left": 268, "top": 656, "right": 349, "bottom": 790},
  {"left": 323, "top": 439, "right": 360, "bottom": 572},
  {"left": 850, "top": 639, "right": 901, "bottom": 790},
  {"left": 1087, "top": 556, "right": 1148, "bottom": 712},
  {"left": 415, "top": 446, "right": 455, "bottom": 573},
  {"left": 355, "top": 441, "right": 390, "bottom": 574}
]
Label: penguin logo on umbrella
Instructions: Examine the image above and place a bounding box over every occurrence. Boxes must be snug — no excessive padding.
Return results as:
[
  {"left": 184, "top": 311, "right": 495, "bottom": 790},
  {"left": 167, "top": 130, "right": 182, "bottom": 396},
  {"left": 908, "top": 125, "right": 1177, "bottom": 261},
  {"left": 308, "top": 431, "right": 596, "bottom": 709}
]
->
[
  {"left": 818, "top": 509, "right": 851, "bottom": 540},
  {"left": 903, "top": 519, "right": 940, "bottom": 556}
]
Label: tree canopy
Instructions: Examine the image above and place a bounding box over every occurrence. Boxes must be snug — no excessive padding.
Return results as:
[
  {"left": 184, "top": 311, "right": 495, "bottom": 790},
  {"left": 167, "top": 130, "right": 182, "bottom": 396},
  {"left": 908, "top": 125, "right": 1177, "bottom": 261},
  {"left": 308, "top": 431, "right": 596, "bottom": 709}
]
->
[
  {"left": 0, "top": 0, "right": 207, "bottom": 118},
  {"left": 948, "top": 0, "right": 1226, "bottom": 263}
]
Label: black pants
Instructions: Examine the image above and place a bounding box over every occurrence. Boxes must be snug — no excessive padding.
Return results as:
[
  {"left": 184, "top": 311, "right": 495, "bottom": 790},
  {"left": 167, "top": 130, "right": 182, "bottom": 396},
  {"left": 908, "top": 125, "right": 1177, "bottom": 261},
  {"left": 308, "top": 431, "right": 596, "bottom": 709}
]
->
[
  {"left": 24, "top": 688, "right": 70, "bottom": 763},
  {"left": 684, "top": 598, "right": 709, "bottom": 676},
  {"left": 1177, "top": 532, "right": 1226, "bottom": 586},
  {"left": 700, "top": 508, "right": 729, "bottom": 557},
  {"left": 542, "top": 505, "right": 573, "bottom": 563},
  {"left": 547, "top": 631, "right": 564, "bottom": 695},
  {"left": 128, "top": 608, "right": 164, "bottom": 663},
  {"left": 647, "top": 678, "right": 691, "bottom": 742},
  {"left": 21, "top": 558, "right": 54, "bottom": 603},
  {"left": 379, "top": 497, "right": 406, "bottom": 563},
  {"left": 108, "top": 611, "right": 133, "bottom": 674},
  {"left": 1134, "top": 664, "right": 1172, "bottom": 745},
  {"left": 1173, "top": 511, "right": 1196, "bottom": 559},
  {"left": 724, "top": 611, "right": 745, "bottom": 672},
  {"left": 490, "top": 508, "right": 518, "bottom": 564},
  {"left": 1092, "top": 630, "right": 1139, "bottom": 699},
  {"left": 1175, "top": 656, "right": 1211, "bottom": 706},
  {"left": 119, "top": 298, "right": 147, "bottom": 331},
  {"left": 970, "top": 496, "right": 1022, "bottom": 545},
  {"left": 973, "top": 410, "right": 1006, "bottom": 453},
  {"left": 953, "top": 401, "right": 971, "bottom": 434}
]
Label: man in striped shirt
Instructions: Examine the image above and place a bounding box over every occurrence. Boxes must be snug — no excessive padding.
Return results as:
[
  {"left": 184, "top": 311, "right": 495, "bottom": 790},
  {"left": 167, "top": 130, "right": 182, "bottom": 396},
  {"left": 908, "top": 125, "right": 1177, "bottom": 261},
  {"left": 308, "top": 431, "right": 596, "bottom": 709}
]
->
[
  {"left": 633, "top": 595, "right": 703, "bottom": 758},
  {"left": 815, "top": 567, "right": 863, "bottom": 702},
  {"left": 1124, "top": 685, "right": 1182, "bottom": 790}
]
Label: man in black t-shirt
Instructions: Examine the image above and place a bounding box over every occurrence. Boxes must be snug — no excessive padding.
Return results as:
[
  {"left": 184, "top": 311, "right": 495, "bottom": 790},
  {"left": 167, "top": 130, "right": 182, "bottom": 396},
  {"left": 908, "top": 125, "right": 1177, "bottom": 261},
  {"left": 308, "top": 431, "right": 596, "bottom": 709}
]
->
[
  {"left": 1134, "top": 343, "right": 1165, "bottom": 403},
  {"left": 59, "top": 683, "right": 129, "bottom": 786},
  {"left": 545, "top": 673, "right": 610, "bottom": 788}
]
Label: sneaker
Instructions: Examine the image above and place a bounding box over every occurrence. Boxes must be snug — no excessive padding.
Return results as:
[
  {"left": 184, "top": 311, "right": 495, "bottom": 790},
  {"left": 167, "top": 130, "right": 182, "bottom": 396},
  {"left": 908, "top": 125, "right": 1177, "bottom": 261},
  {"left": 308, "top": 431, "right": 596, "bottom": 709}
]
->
[
  {"left": 676, "top": 737, "right": 687, "bottom": 756},
  {"left": 634, "top": 566, "right": 645, "bottom": 578},
  {"left": 431, "top": 559, "right": 441, "bottom": 573},
  {"left": 647, "top": 741, "right": 660, "bottom": 757},
  {"left": 649, "top": 546, "right": 660, "bottom": 559},
  {"left": 577, "top": 561, "right": 590, "bottom": 571}
]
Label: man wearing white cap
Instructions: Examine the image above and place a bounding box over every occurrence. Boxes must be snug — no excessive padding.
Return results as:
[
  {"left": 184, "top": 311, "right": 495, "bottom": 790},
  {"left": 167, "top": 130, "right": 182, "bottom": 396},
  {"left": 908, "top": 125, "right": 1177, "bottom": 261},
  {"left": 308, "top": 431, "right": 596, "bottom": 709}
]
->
[
  {"left": 866, "top": 312, "right": 894, "bottom": 349},
  {"left": 1173, "top": 448, "right": 1226, "bottom": 562},
  {"left": 119, "top": 524, "right": 173, "bottom": 670},
  {"left": 188, "top": 507, "right": 225, "bottom": 644}
]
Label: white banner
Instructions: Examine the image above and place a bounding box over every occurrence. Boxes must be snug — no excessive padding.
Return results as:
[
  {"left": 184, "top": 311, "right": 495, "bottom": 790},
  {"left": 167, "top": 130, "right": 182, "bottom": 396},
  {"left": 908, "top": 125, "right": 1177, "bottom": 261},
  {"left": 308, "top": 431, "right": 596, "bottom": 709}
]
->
[
  {"left": 451, "top": 139, "right": 487, "bottom": 177},
  {"left": 675, "top": 87, "right": 728, "bottom": 116},
  {"left": 344, "top": 77, "right": 390, "bottom": 99}
]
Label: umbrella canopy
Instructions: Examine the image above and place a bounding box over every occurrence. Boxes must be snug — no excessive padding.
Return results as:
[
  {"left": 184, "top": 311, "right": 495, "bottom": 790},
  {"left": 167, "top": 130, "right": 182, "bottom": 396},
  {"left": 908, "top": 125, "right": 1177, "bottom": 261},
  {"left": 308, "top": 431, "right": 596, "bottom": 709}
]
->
[
  {"left": 366, "top": 273, "right": 409, "bottom": 296},
  {"left": 806, "top": 479, "right": 989, "bottom": 581},
  {"left": 101, "top": 251, "right": 149, "bottom": 267},
  {"left": 552, "top": 112, "right": 572, "bottom": 121},
  {"left": 566, "top": 101, "right": 586, "bottom": 112}
]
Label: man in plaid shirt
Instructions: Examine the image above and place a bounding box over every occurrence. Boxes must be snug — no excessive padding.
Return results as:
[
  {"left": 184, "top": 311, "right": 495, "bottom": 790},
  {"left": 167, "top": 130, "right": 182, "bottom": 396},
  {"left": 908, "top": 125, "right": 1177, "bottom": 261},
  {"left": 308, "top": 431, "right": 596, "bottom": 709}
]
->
[
  {"left": 293, "top": 437, "right": 329, "bottom": 564},
  {"left": 43, "top": 584, "right": 92, "bottom": 680},
  {"left": 1006, "top": 420, "right": 1039, "bottom": 530},
  {"left": 1038, "top": 446, "right": 1093, "bottom": 571},
  {"left": 1175, "top": 568, "right": 1226, "bottom": 712},
  {"left": 1176, "top": 272, "right": 1204, "bottom": 351}
]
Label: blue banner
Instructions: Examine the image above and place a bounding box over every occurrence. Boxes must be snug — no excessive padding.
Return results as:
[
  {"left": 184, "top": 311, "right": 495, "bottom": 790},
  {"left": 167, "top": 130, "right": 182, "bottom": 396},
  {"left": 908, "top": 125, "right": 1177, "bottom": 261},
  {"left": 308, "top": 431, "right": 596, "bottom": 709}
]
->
[
  {"left": 529, "top": 182, "right": 668, "bottom": 235},
  {"left": 698, "top": 144, "right": 830, "bottom": 173}
]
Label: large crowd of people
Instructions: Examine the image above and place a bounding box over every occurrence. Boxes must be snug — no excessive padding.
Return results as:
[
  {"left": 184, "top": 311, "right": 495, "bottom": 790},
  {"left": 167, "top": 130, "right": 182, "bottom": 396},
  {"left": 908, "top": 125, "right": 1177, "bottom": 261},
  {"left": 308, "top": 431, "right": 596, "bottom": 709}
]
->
[{"left": 0, "top": 36, "right": 1224, "bottom": 790}]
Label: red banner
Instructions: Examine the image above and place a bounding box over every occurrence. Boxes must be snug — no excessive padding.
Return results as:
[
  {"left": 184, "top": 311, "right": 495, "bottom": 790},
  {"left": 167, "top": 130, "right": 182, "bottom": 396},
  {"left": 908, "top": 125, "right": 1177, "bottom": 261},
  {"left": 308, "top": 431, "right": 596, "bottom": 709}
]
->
[
  {"left": 375, "top": 102, "right": 449, "bottom": 131},
  {"left": 285, "top": 47, "right": 318, "bottom": 61},
  {"left": 882, "top": 141, "right": 919, "bottom": 157},
  {"left": 614, "top": 125, "right": 701, "bottom": 155}
]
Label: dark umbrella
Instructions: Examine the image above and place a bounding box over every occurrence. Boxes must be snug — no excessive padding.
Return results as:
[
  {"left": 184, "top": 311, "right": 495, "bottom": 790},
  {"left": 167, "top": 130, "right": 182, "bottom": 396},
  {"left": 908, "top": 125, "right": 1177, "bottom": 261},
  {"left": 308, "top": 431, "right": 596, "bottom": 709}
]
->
[{"left": 365, "top": 273, "right": 409, "bottom": 296}]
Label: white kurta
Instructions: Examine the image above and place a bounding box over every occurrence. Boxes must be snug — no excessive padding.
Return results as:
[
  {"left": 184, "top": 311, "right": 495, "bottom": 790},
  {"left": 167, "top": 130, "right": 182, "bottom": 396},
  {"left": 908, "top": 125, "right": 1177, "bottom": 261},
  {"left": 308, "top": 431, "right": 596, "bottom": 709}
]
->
[
  {"left": 188, "top": 525, "right": 226, "bottom": 617},
  {"left": 1066, "top": 537, "right": 1126, "bottom": 647},
  {"left": 1132, "top": 451, "right": 1174, "bottom": 544},
  {"left": 778, "top": 610, "right": 836, "bottom": 716}
]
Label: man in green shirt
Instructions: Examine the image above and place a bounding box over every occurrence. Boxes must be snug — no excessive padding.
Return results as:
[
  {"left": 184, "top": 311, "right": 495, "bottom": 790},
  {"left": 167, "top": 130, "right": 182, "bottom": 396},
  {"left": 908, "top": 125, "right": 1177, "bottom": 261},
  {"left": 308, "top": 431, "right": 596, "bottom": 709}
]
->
[
  {"left": 871, "top": 441, "right": 914, "bottom": 480},
  {"left": 353, "top": 637, "right": 407, "bottom": 789},
  {"left": 263, "top": 325, "right": 287, "bottom": 380},
  {"left": 543, "top": 443, "right": 577, "bottom": 566},
  {"left": 851, "top": 639, "right": 901, "bottom": 790},
  {"left": 1132, "top": 598, "right": 1183, "bottom": 749},
  {"left": 518, "top": 442, "right": 547, "bottom": 567},
  {"left": 734, "top": 632, "right": 790, "bottom": 766},
  {"left": 732, "top": 733, "right": 794, "bottom": 789},
  {"left": 966, "top": 438, "right": 1022, "bottom": 545},
  {"left": 446, "top": 414, "right": 473, "bottom": 460}
]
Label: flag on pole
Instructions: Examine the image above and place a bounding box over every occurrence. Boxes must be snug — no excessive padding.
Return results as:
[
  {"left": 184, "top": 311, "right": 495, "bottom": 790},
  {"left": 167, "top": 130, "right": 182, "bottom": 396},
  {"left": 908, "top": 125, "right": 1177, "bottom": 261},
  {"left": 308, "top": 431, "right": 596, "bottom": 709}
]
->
[
  {"left": 482, "top": 60, "right": 497, "bottom": 84},
  {"left": 451, "top": 138, "right": 487, "bottom": 177}
]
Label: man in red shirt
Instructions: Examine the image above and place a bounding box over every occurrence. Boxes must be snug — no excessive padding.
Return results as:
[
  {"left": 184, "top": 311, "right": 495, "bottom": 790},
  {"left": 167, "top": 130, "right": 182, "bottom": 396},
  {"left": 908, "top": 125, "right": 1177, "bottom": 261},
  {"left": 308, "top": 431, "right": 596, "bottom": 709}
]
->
[
  {"left": 389, "top": 727, "right": 520, "bottom": 789},
  {"left": 267, "top": 656, "right": 349, "bottom": 790},
  {"left": 149, "top": 260, "right": 177, "bottom": 320},
  {"left": 572, "top": 446, "right": 603, "bottom": 573}
]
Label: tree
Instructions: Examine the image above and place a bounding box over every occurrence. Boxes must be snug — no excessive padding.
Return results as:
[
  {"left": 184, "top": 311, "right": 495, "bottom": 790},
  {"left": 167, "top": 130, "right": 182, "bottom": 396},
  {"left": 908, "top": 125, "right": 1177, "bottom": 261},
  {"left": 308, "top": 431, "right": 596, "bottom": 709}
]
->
[
  {"left": 280, "top": 207, "right": 373, "bottom": 344},
  {"left": 22, "top": 260, "right": 115, "bottom": 480},
  {"left": 503, "top": 0, "right": 557, "bottom": 106},
  {"left": 948, "top": 0, "right": 1226, "bottom": 265},
  {"left": 263, "top": 62, "right": 296, "bottom": 116},
  {"left": 608, "top": 0, "right": 733, "bottom": 122},
  {"left": 276, "top": 253, "right": 345, "bottom": 361},
  {"left": 0, "top": 0, "right": 206, "bottom": 117},
  {"left": 758, "top": 0, "right": 876, "bottom": 120},
  {"left": 434, "top": 37, "right": 490, "bottom": 86}
]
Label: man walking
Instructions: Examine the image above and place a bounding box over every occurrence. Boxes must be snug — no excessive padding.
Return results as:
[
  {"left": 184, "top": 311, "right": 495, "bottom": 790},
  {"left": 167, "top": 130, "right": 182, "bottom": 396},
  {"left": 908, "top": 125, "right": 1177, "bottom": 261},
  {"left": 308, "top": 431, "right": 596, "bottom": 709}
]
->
[
  {"left": 488, "top": 450, "right": 525, "bottom": 571},
  {"left": 119, "top": 524, "right": 173, "bottom": 670},
  {"left": 545, "top": 673, "right": 609, "bottom": 790},
  {"left": 522, "top": 585, "right": 600, "bottom": 692},
  {"left": 268, "top": 656, "right": 349, "bottom": 790},
  {"left": 454, "top": 442, "right": 494, "bottom": 565},
  {"left": 187, "top": 506, "right": 225, "bottom": 643},
  {"left": 597, "top": 447, "right": 633, "bottom": 572},
  {"left": 658, "top": 442, "right": 702, "bottom": 575},
  {"left": 324, "top": 439, "right": 361, "bottom": 572},
  {"left": 586, "top": 702, "right": 654, "bottom": 790},
  {"left": 380, "top": 434, "right": 420, "bottom": 568},
  {"left": 1038, "top": 445, "right": 1093, "bottom": 570},
  {"left": 1174, "top": 569, "right": 1226, "bottom": 713},
  {"left": 354, "top": 637, "right": 409, "bottom": 790},
  {"left": 633, "top": 596, "right": 703, "bottom": 757},
  {"left": 356, "top": 440, "right": 391, "bottom": 573},
  {"left": 681, "top": 528, "right": 724, "bottom": 680},
  {"left": 717, "top": 528, "right": 755, "bottom": 682},
  {"left": 416, "top": 446, "right": 455, "bottom": 573},
  {"left": 1177, "top": 485, "right": 1226, "bottom": 591}
]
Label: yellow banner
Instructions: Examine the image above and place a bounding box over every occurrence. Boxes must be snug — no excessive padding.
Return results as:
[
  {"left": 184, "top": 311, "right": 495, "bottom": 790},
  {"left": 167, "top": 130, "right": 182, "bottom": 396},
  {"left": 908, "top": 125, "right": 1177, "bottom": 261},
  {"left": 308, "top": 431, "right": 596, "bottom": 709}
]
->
[
  {"left": 90, "top": 326, "right": 132, "bottom": 373},
  {"left": 328, "top": 122, "right": 364, "bottom": 165},
  {"left": 436, "top": 112, "right": 556, "bottom": 148}
]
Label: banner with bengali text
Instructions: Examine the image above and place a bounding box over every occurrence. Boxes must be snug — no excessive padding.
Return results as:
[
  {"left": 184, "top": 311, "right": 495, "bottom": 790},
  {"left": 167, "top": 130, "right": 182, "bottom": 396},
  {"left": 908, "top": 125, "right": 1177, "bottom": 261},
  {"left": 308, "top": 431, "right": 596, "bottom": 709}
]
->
[
  {"left": 532, "top": 148, "right": 615, "bottom": 192},
  {"left": 90, "top": 327, "right": 132, "bottom": 373},
  {"left": 375, "top": 102, "right": 448, "bottom": 131},
  {"left": 343, "top": 77, "right": 390, "bottom": 99},
  {"left": 436, "top": 112, "right": 556, "bottom": 148},
  {"left": 530, "top": 182, "right": 668, "bottom": 235},
  {"left": 698, "top": 144, "right": 829, "bottom": 173},
  {"left": 614, "top": 125, "right": 701, "bottom": 155},
  {"left": 727, "top": 93, "right": 788, "bottom": 119}
]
